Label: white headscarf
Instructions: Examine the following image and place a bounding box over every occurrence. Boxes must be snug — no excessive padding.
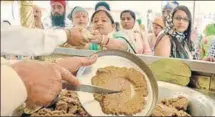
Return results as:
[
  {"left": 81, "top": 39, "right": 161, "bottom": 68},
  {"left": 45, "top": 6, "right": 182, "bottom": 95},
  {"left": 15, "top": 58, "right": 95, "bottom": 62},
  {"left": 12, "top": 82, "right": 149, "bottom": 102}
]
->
[{"left": 121, "top": 21, "right": 146, "bottom": 54}]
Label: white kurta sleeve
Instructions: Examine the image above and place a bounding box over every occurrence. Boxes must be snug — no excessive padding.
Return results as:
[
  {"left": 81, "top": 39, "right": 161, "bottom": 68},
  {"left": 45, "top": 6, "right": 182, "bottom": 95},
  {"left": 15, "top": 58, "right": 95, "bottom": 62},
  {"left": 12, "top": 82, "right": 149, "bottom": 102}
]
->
[
  {"left": 1, "top": 22, "right": 67, "bottom": 56},
  {"left": 1, "top": 58, "right": 27, "bottom": 116}
]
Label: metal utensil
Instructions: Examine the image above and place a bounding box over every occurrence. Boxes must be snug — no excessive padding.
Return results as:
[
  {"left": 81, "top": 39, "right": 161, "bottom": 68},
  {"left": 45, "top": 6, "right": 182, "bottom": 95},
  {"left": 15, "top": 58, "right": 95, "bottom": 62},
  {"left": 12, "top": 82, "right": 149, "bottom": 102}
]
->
[
  {"left": 76, "top": 49, "right": 158, "bottom": 116},
  {"left": 62, "top": 83, "right": 122, "bottom": 94},
  {"left": 52, "top": 49, "right": 158, "bottom": 116},
  {"left": 53, "top": 47, "right": 95, "bottom": 57},
  {"left": 158, "top": 81, "right": 215, "bottom": 116},
  {"left": 46, "top": 83, "right": 122, "bottom": 110}
]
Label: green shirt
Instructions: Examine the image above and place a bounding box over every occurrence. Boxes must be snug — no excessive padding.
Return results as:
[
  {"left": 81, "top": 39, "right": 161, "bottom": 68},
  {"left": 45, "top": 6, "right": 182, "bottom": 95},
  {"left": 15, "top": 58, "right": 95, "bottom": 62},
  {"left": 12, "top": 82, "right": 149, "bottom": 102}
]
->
[{"left": 200, "top": 35, "right": 215, "bottom": 59}]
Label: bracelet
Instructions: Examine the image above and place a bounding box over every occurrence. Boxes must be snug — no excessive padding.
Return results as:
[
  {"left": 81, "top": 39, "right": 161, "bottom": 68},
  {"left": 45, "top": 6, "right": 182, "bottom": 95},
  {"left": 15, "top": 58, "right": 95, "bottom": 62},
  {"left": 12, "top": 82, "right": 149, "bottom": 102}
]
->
[
  {"left": 105, "top": 37, "right": 110, "bottom": 46},
  {"left": 101, "top": 35, "right": 110, "bottom": 47},
  {"left": 100, "top": 35, "right": 105, "bottom": 44}
]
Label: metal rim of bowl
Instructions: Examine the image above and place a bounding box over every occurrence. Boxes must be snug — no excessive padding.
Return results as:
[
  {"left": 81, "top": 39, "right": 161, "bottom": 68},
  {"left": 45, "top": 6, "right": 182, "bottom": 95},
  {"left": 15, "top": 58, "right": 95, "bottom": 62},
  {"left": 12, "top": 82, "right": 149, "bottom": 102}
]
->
[
  {"left": 157, "top": 81, "right": 215, "bottom": 116},
  {"left": 77, "top": 49, "right": 158, "bottom": 116}
]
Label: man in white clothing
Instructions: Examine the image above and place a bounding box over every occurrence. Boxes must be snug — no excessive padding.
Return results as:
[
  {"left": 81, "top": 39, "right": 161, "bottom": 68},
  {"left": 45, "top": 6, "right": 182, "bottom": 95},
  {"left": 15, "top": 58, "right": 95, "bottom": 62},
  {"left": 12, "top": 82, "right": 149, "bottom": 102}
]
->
[
  {"left": 1, "top": 55, "right": 97, "bottom": 116},
  {"left": 1, "top": 22, "right": 96, "bottom": 116},
  {"left": 1, "top": 22, "right": 88, "bottom": 56}
]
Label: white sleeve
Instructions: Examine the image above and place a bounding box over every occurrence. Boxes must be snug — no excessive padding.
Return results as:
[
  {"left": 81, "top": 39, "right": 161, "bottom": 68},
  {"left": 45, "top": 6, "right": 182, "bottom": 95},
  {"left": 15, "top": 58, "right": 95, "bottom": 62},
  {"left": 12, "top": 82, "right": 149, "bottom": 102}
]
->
[
  {"left": 1, "top": 22, "right": 67, "bottom": 56},
  {"left": 1, "top": 58, "right": 27, "bottom": 116}
]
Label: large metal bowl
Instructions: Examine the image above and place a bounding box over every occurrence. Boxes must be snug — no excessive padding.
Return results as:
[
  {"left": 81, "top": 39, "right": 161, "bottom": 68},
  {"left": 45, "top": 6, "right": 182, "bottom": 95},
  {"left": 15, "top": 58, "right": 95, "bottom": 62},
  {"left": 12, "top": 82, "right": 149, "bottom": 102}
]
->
[
  {"left": 76, "top": 49, "right": 158, "bottom": 116},
  {"left": 158, "top": 81, "right": 215, "bottom": 116}
]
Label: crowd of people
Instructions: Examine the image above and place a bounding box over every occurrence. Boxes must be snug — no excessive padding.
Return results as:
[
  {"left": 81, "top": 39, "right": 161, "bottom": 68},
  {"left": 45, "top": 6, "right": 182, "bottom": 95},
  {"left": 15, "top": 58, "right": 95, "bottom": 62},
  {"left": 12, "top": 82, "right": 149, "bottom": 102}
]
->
[
  {"left": 1, "top": 0, "right": 215, "bottom": 116},
  {"left": 33, "top": 0, "right": 215, "bottom": 61},
  {"left": 2, "top": 0, "right": 215, "bottom": 61}
]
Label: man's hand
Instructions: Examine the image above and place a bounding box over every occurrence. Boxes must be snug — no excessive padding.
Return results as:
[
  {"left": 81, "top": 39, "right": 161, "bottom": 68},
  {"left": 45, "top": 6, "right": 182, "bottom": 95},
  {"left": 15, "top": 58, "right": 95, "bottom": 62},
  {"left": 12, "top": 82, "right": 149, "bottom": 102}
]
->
[
  {"left": 11, "top": 61, "right": 80, "bottom": 107},
  {"left": 65, "top": 27, "right": 89, "bottom": 46},
  {"left": 55, "top": 54, "right": 97, "bottom": 74}
]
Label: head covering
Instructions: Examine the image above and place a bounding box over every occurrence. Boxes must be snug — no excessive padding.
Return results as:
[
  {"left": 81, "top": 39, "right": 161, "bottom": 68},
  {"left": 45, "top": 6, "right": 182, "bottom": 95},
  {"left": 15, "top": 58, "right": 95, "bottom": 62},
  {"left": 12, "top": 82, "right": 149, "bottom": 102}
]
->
[
  {"left": 164, "top": 5, "right": 192, "bottom": 43},
  {"left": 163, "top": 1, "right": 179, "bottom": 10},
  {"left": 163, "top": 2, "right": 173, "bottom": 10},
  {"left": 33, "top": 5, "right": 41, "bottom": 10},
  {"left": 91, "top": 10, "right": 114, "bottom": 24},
  {"left": 204, "top": 23, "right": 215, "bottom": 36},
  {"left": 67, "top": 6, "right": 88, "bottom": 20},
  {"left": 172, "top": 1, "right": 179, "bottom": 7},
  {"left": 95, "top": 1, "right": 110, "bottom": 11},
  {"left": 153, "top": 16, "right": 165, "bottom": 29},
  {"left": 50, "top": 0, "right": 66, "bottom": 8},
  {"left": 120, "top": 10, "right": 136, "bottom": 21}
]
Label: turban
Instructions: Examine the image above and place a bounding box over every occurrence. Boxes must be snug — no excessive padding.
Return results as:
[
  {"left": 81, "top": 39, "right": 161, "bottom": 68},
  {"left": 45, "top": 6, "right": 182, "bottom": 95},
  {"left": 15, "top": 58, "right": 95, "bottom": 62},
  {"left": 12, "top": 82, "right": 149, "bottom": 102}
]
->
[{"left": 50, "top": 0, "right": 66, "bottom": 8}]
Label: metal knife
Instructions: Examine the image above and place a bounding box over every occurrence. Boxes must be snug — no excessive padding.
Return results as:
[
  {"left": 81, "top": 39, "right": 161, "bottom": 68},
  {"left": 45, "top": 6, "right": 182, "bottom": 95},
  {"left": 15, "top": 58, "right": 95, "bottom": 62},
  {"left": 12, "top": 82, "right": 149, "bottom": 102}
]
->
[
  {"left": 53, "top": 47, "right": 95, "bottom": 57},
  {"left": 62, "top": 83, "right": 122, "bottom": 94}
]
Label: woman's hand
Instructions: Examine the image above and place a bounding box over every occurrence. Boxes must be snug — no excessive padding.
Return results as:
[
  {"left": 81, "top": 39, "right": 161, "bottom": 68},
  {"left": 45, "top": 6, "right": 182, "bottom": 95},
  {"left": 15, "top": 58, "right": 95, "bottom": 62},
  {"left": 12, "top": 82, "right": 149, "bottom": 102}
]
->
[
  {"left": 89, "top": 30, "right": 103, "bottom": 44},
  {"left": 65, "top": 27, "right": 89, "bottom": 46},
  {"left": 202, "top": 56, "right": 215, "bottom": 62},
  {"left": 90, "top": 30, "right": 109, "bottom": 46}
]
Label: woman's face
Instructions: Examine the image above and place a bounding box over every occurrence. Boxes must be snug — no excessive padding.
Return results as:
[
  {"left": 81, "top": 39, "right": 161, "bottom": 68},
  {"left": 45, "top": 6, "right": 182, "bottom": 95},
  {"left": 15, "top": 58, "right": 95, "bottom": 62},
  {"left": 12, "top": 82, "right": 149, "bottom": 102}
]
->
[
  {"left": 120, "top": 12, "right": 135, "bottom": 29},
  {"left": 173, "top": 10, "right": 189, "bottom": 33},
  {"left": 91, "top": 11, "right": 114, "bottom": 35},
  {"left": 72, "top": 11, "right": 89, "bottom": 28},
  {"left": 153, "top": 24, "right": 163, "bottom": 36}
]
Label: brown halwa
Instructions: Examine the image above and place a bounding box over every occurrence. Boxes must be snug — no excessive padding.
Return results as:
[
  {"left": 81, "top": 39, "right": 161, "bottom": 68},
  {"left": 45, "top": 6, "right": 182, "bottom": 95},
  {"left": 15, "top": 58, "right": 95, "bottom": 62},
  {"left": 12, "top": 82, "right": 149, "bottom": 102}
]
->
[
  {"left": 151, "top": 96, "right": 191, "bottom": 116},
  {"left": 29, "top": 91, "right": 192, "bottom": 116},
  {"left": 31, "top": 90, "right": 89, "bottom": 116},
  {"left": 91, "top": 66, "right": 148, "bottom": 115}
]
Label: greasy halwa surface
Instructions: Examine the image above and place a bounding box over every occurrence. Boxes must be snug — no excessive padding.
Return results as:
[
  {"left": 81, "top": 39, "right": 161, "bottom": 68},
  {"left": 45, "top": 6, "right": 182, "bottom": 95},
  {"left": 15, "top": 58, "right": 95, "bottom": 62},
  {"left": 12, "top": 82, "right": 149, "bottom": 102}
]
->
[{"left": 91, "top": 66, "right": 148, "bottom": 115}]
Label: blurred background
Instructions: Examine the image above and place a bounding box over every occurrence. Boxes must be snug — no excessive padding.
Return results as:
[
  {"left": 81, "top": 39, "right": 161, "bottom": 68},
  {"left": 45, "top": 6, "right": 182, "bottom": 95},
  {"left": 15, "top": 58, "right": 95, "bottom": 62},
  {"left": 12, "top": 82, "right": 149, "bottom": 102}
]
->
[{"left": 1, "top": 1, "right": 215, "bottom": 33}]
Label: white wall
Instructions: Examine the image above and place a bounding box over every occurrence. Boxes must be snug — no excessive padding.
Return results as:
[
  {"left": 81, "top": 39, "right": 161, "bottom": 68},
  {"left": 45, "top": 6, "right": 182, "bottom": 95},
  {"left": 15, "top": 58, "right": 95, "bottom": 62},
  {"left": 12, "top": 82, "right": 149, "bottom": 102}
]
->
[{"left": 1, "top": 1, "right": 20, "bottom": 25}]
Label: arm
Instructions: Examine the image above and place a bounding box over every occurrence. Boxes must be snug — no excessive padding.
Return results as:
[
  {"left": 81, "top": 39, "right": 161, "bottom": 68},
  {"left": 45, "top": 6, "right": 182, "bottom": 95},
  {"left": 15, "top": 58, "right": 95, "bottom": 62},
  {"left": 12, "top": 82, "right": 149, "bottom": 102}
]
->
[
  {"left": 154, "top": 35, "right": 171, "bottom": 57},
  {"left": 90, "top": 32, "right": 128, "bottom": 51},
  {"left": 1, "top": 58, "right": 27, "bottom": 116},
  {"left": 147, "top": 33, "right": 153, "bottom": 48},
  {"left": 141, "top": 31, "right": 152, "bottom": 55},
  {"left": 1, "top": 22, "right": 67, "bottom": 56},
  {"left": 104, "top": 37, "right": 128, "bottom": 50},
  {"left": 90, "top": 31, "right": 128, "bottom": 51}
]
